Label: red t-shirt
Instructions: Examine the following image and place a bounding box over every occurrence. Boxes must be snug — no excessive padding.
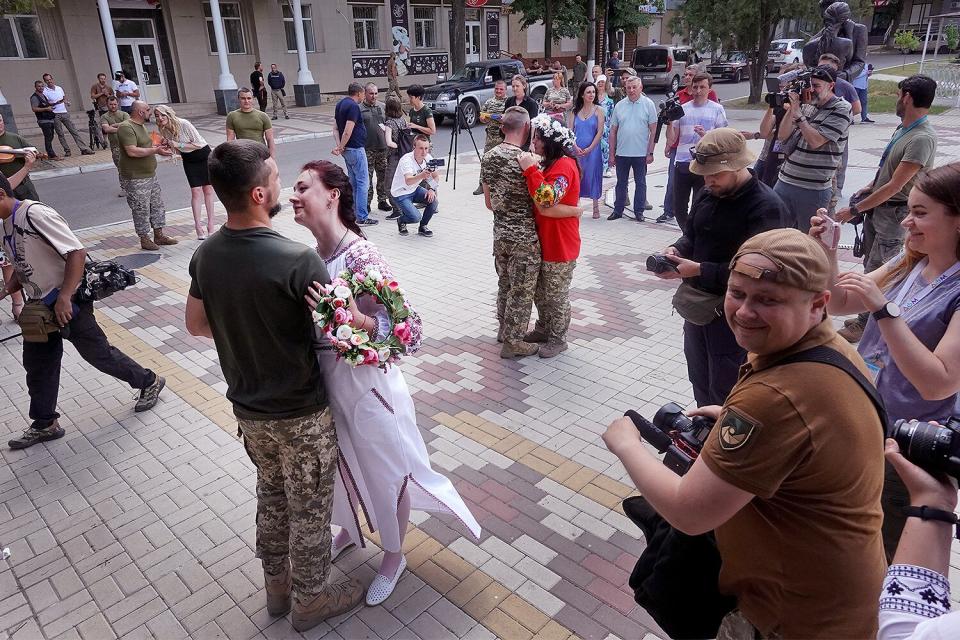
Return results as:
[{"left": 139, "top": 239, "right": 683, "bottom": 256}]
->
[{"left": 523, "top": 156, "right": 581, "bottom": 262}]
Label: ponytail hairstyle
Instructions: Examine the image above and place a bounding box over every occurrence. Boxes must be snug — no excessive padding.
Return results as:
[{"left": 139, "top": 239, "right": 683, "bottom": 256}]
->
[
  {"left": 298, "top": 160, "right": 365, "bottom": 238},
  {"left": 878, "top": 162, "right": 960, "bottom": 291}
]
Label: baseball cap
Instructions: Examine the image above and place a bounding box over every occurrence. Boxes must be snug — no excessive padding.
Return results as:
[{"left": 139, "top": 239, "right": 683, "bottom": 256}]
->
[
  {"left": 730, "top": 228, "right": 831, "bottom": 292},
  {"left": 689, "top": 128, "right": 756, "bottom": 176}
]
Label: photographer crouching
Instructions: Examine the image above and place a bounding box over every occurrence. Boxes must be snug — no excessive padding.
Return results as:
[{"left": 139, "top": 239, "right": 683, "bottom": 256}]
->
[
  {"left": 605, "top": 228, "right": 886, "bottom": 638},
  {"left": 389, "top": 134, "right": 441, "bottom": 238},
  {"left": 0, "top": 174, "right": 165, "bottom": 450},
  {"left": 649, "top": 129, "right": 785, "bottom": 406}
]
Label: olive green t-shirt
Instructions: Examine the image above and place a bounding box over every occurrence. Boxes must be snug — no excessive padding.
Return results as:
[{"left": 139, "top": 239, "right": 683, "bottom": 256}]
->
[
  {"left": 101, "top": 110, "right": 130, "bottom": 149},
  {"left": 226, "top": 109, "right": 272, "bottom": 144},
  {"left": 116, "top": 120, "right": 157, "bottom": 179},
  {"left": 874, "top": 118, "right": 937, "bottom": 205},
  {"left": 188, "top": 226, "right": 330, "bottom": 420}
]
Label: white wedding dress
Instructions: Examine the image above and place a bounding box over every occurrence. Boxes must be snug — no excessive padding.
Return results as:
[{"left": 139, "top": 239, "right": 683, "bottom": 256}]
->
[{"left": 316, "top": 238, "right": 480, "bottom": 553}]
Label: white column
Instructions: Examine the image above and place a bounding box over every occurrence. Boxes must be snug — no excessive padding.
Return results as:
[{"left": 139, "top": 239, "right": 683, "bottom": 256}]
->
[
  {"left": 290, "top": 1, "right": 315, "bottom": 85},
  {"left": 209, "top": 0, "right": 238, "bottom": 90},
  {"left": 97, "top": 0, "right": 122, "bottom": 74}
]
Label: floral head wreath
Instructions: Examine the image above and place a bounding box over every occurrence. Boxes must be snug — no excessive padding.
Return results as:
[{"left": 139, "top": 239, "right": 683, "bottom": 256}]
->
[{"left": 530, "top": 114, "right": 576, "bottom": 151}]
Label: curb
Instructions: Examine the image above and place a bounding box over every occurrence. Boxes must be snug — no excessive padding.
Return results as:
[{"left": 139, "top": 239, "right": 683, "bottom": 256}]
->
[{"left": 30, "top": 130, "right": 335, "bottom": 182}]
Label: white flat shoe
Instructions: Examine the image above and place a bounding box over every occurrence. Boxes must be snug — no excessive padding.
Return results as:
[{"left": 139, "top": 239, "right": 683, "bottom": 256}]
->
[
  {"left": 331, "top": 538, "right": 355, "bottom": 562},
  {"left": 365, "top": 557, "right": 406, "bottom": 606}
]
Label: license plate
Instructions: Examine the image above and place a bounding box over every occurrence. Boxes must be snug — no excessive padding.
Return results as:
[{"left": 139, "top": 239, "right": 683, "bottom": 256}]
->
[
  {"left": 426, "top": 102, "right": 435, "bottom": 109},
  {"left": 643, "top": 75, "right": 654, "bottom": 80}
]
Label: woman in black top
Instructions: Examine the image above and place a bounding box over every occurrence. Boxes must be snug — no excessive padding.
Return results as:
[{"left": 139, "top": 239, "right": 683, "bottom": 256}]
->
[{"left": 504, "top": 75, "right": 539, "bottom": 149}]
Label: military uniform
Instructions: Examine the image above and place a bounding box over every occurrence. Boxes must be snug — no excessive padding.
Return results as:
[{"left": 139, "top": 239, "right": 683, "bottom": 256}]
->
[
  {"left": 532, "top": 260, "right": 576, "bottom": 343},
  {"left": 240, "top": 409, "right": 338, "bottom": 596},
  {"left": 481, "top": 96, "right": 506, "bottom": 155},
  {"left": 481, "top": 142, "right": 540, "bottom": 344},
  {"left": 701, "top": 320, "right": 886, "bottom": 639},
  {"left": 361, "top": 100, "right": 390, "bottom": 210}
]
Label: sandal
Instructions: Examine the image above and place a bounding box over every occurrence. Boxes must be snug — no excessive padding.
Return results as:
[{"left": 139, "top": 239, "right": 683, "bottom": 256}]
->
[{"left": 593, "top": 202, "right": 601, "bottom": 219}]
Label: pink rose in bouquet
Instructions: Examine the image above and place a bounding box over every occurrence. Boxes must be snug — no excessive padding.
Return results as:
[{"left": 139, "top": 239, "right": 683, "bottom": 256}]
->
[
  {"left": 333, "top": 307, "right": 351, "bottom": 325},
  {"left": 362, "top": 348, "right": 379, "bottom": 365},
  {"left": 393, "top": 321, "right": 412, "bottom": 345}
]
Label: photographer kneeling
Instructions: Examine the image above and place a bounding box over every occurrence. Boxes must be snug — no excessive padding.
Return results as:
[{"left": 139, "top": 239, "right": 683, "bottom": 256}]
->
[
  {"left": 810, "top": 162, "right": 960, "bottom": 559},
  {"left": 605, "top": 228, "right": 886, "bottom": 638},
  {"left": 389, "top": 134, "right": 439, "bottom": 238},
  {"left": 651, "top": 129, "right": 785, "bottom": 406}
]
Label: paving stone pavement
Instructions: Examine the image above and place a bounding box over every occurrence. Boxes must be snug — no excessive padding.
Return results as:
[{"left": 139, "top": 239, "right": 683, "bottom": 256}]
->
[{"left": 3, "top": 113, "right": 960, "bottom": 640}]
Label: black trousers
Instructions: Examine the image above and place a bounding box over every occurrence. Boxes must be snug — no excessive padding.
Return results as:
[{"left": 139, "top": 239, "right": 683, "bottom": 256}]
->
[
  {"left": 38, "top": 121, "right": 56, "bottom": 158},
  {"left": 23, "top": 301, "right": 152, "bottom": 424},
  {"left": 683, "top": 316, "right": 745, "bottom": 407},
  {"left": 673, "top": 162, "right": 705, "bottom": 231},
  {"left": 256, "top": 89, "right": 268, "bottom": 112}
]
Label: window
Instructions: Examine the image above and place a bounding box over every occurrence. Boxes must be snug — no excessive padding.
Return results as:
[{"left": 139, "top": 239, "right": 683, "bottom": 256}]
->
[
  {"left": 413, "top": 7, "right": 435, "bottom": 48},
  {"left": 909, "top": 2, "right": 931, "bottom": 25},
  {"left": 283, "top": 4, "right": 315, "bottom": 53},
  {"left": 203, "top": 1, "right": 246, "bottom": 54},
  {"left": 0, "top": 12, "right": 47, "bottom": 59},
  {"left": 353, "top": 5, "right": 379, "bottom": 51}
]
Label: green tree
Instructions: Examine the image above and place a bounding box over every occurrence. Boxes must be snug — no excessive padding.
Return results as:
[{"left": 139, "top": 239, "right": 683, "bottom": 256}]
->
[
  {"left": 946, "top": 24, "right": 959, "bottom": 51},
  {"left": 1, "top": 0, "right": 51, "bottom": 13}
]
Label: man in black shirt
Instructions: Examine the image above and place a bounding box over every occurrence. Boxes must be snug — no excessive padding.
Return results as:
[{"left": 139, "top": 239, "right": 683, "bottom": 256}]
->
[
  {"left": 654, "top": 129, "right": 786, "bottom": 406},
  {"left": 250, "top": 62, "right": 267, "bottom": 112},
  {"left": 185, "top": 140, "right": 363, "bottom": 631}
]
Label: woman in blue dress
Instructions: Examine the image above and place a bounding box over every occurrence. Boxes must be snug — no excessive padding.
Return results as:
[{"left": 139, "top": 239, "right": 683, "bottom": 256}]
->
[
  {"left": 595, "top": 75, "right": 615, "bottom": 178},
  {"left": 568, "top": 82, "right": 605, "bottom": 218}
]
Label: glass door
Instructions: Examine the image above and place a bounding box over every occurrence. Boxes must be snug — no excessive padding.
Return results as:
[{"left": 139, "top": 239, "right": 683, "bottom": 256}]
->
[
  {"left": 116, "top": 39, "right": 168, "bottom": 103},
  {"left": 465, "top": 22, "right": 481, "bottom": 63}
]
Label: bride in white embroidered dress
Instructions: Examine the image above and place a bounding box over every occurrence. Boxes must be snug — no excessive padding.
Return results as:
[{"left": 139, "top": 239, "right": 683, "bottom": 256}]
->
[{"left": 292, "top": 161, "right": 480, "bottom": 606}]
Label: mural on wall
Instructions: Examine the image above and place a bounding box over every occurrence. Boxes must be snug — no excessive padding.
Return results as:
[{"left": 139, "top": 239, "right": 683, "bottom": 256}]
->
[
  {"left": 351, "top": 0, "right": 450, "bottom": 79},
  {"left": 485, "top": 10, "right": 500, "bottom": 59}
]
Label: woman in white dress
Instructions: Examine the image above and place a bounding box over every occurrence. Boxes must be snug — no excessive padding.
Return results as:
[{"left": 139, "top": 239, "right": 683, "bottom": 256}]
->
[{"left": 292, "top": 160, "right": 481, "bottom": 606}]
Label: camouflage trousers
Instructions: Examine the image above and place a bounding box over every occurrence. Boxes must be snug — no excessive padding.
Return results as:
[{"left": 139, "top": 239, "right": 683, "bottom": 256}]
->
[
  {"left": 240, "top": 408, "right": 338, "bottom": 597},
  {"left": 494, "top": 239, "right": 541, "bottom": 343},
  {"left": 715, "top": 610, "right": 782, "bottom": 640},
  {"left": 367, "top": 148, "right": 389, "bottom": 208},
  {"left": 534, "top": 260, "right": 576, "bottom": 344},
  {"left": 124, "top": 176, "right": 166, "bottom": 237},
  {"left": 110, "top": 146, "right": 125, "bottom": 192}
]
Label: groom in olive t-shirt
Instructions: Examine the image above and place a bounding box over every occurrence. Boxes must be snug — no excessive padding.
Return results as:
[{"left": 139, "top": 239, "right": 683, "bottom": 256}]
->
[{"left": 185, "top": 140, "right": 363, "bottom": 630}]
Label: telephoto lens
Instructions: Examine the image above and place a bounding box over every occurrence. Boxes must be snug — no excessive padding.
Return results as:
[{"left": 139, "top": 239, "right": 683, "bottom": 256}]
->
[{"left": 890, "top": 417, "right": 960, "bottom": 480}]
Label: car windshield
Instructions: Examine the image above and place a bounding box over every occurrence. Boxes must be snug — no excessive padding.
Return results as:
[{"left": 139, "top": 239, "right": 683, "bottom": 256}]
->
[
  {"left": 447, "top": 66, "right": 486, "bottom": 82},
  {"left": 720, "top": 52, "right": 747, "bottom": 63},
  {"left": 633, "top": 49, "right": 667, "bottom": 69},
  {"left": 770, "top": 42, "right": 789, "bottom": 53}
]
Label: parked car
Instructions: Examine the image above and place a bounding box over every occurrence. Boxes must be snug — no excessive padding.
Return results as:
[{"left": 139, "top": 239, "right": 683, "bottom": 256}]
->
[
  {"left": 706, "top": 51, "right": 750, "bottom": 83},
  {"left": 630, "top": 45, "right": 700, "bottom": 93},
  {"left": 767, "top": 38, "right": 804, "bottom": 72},
  {"left": 422, "top": 60, "right": 553, "bottom": 128}
]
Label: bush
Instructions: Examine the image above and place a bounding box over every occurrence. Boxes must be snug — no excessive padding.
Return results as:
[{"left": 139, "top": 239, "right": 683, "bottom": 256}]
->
[
  {"left": 947, "top": 25, "right": 959, "bottom": 51},
  {"left": 894, "top": 29, "right": 921, "bottom": 53}
]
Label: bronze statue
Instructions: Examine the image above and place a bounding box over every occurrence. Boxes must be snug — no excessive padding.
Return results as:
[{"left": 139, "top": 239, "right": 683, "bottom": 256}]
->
[{"left": 802, "top": 1, "right": 868, "bottom": 80}]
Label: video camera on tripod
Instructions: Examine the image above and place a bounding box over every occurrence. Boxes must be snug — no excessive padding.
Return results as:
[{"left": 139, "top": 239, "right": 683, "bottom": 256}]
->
[
  {"left": 764, "top": 69, "right": 814, "bottom": 111},
  {"left": 653, "top": 93, "right": 685, "bottom": 144}
]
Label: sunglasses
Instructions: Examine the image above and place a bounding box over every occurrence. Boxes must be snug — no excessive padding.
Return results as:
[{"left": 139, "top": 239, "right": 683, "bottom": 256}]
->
[
  {"left": 689, "top": 147, "right": 731, "bottom": 165},
  {"left": 732, "top": 261, "right": 782, "bottom": 282}
]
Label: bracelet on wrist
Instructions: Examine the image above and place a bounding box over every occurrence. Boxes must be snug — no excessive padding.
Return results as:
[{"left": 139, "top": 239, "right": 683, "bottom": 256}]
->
[{"left": 904, "top": 505, "right": 960, "bottom": 540}]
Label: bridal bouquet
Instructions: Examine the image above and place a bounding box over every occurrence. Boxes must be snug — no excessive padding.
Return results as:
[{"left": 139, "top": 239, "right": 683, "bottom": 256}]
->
[{"left": 311, "top": 266, "right": 415, "bottom": 370}]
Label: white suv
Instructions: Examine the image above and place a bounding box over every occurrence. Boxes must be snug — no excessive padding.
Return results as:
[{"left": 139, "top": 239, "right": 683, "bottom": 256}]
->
[{"left": 767, "top": 38, "right": 804, "bottom": 72}]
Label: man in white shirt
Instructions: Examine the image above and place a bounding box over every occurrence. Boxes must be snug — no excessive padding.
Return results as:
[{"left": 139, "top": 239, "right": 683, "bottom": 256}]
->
[
  {"left": 41, "top": 73, "right": 94, "bottom": 157},
  {"left": 389, "top": 135, "right": 439, "bottom": 238},
  {"left": 113, "top": 70, "right": 140, "bottom": 114}
]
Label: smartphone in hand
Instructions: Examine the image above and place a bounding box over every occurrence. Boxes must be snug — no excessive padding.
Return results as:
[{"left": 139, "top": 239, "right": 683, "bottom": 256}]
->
[{"left": 818, "top": 208, "right": 841, "bottom": 250}]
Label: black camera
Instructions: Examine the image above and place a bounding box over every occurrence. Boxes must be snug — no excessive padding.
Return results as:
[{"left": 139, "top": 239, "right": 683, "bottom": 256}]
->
[
  {"left": 646, "top": 254, "right": 680, "bottom": 275},
  {"left": 75, "top": 260, "right": 137, "bottom": 303},
  {"left": 890, "top": 416, "right": 960, "bottom": 481},
  {"left": 625, "top": 403, "right": 714, "bottom": 475},
  {"left": 764, "top": 70, "right": 814, "bottom": 112},
  {"left": 764, "top": 91, "right": 788, "bottom": 110},
  {"left": 426, "top": 158, "right": 445, "bottom": 171},
  {"left": 653, "top": 93, "right": 686, "bottom": 144}
]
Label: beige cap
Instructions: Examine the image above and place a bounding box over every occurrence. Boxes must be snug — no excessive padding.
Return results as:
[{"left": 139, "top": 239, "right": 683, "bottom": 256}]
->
[
  {"left": 730, "top": 228, "right": 831, "bottom": 292},
  {"left": 689, "top": 128, "right": 757, "bottom": 176}
]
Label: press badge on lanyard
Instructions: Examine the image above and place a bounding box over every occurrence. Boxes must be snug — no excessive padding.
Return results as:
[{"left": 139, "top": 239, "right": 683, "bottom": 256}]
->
[{"left": 866, "top": 256, "right": 960, "bottom": 383}]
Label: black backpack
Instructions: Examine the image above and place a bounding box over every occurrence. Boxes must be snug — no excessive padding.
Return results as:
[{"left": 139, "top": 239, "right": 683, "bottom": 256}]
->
[{"left": 392, "top": 122, "right": 414, "bottom": 158}]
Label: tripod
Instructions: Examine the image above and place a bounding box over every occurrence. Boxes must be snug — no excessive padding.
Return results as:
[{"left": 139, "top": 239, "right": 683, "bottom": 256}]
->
[
  {"left": 87, "top": 106, "right": 108, "bottom": 150},
  {"left": 444, "top": 94, "right": 482, "bottom": 190}
]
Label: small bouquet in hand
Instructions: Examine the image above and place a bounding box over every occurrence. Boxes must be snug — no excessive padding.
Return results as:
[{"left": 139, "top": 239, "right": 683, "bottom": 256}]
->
[{"left": 311, "top": 267, "right": 415, "bottom": 370}]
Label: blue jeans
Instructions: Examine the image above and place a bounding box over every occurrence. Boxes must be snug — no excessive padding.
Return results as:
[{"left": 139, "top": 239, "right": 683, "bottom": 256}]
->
[
  {"left": 856, "top": 87, "right": 869, "bottom": 120},
  {"left": 394, "top": 186, "right": 437, "bottom": 227},
  {"left": 773, "top": 181, "right": 832, "bottom": 233},
  {"left": 662, "top": 147, "right": 677, "bottom": 216},
  {"left": 342, "top": 147, "right": 370, "bottom": 222},
  {"left": 614, "top": 155, "right": 647, "bottom": 218}
]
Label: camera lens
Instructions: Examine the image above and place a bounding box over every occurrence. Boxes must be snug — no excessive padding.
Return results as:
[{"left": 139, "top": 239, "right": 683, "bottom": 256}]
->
[
  {"left": 892, "top": 419, "right": 957, "bottom": 472},
  {"left": 653, "top": 402, "right": 693, "bottom": 432}
]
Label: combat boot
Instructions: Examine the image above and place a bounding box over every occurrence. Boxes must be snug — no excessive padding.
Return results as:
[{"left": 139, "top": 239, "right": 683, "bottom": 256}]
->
[
  {"left": 539, "top": 341, "right": 568, "bottom": 358},
  {"left": 153, "top": 228, "right": 179, "bottom": 246},
  {"left": 500, "top": 340, "right": 539, "bottom": 359},
  {"left": 139, "top": 235, "right": 159, "bottom": 251},
  {"left": 264, "top": 565, "right": 292, "bottom": 616},
  {"left": 291, "top": 578, "right": 364, "bottom": 632},
  {"left": 523, "top": 328, "right": 548, "bottom": 343}
]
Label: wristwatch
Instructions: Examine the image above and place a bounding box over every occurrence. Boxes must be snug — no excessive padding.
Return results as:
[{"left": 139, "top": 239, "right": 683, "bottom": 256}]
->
[
  {"left": 872, "top": 301, "right": 902, "bottom": 322},
  {"left": 794, "top": 115, "right": 806, "bottom": 124}
]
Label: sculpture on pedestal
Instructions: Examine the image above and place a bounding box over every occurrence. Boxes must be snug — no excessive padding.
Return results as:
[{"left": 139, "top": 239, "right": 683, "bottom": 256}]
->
[{"left": 802, "top": 1, "right": 868, "bottom": 80}]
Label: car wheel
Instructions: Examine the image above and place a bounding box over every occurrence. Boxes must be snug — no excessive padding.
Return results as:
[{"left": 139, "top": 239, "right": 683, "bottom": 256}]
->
[
  {"left": 434, "top": 114, "right": 445, "bottom": 126},
  {"left": 939, "top": 45, "right": 949, "bottom": 54},
  {"left": 734, "top": 69, "right": 742, "bottom": 83},
  {"left": 458, "top": 101, "right": 478, "bottom": 128},
  {"left": 670, "top": 75, "right": 680, "bottom": 93}
]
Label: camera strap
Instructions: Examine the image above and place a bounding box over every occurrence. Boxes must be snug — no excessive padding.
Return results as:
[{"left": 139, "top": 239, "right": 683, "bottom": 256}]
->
[{"left": 774, "top": 345, "right": 889, "bottom": 437}]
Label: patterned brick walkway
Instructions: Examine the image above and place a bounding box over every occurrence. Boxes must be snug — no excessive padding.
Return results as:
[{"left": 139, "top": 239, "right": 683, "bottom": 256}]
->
[{"left": 3, "top": 114, "right": 960, "bottom": 640}]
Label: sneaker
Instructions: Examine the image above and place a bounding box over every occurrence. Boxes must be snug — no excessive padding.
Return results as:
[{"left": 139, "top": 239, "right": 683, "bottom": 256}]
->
[
  {"left": 500, "top": 341, "right": 539, "bottom": 359},
  {"left": 607, "top": 212, "right": 623, "bottom": 221},
  {"left": 81, "top": 149, "right": 95, "bottom": 156},
  {"left": 358, "top": 218, "right": 379, "bottom": 226},
  {"left": 398, "top": 221, "right": 408, "bottom": 236},
  {"left": 366, "top": 557, "right": 407, "bottom": 606},
  {"left": 291, "top": 579, "right": 364, "bottom": 632},
  {"left": 838, "top": 321, "right": 865, "bottom": 343},
  {"left": 135, "top": 373, "right": 165, "bottom": 412},
  {"left": 264, "top": 566, "right": 292, "bottom": 616},
  {"left": 655, "top": 213, "right": 674, "bottom": 224},
  {"left": 418, "top": 226, "right": 433, "bottom": 237},
  {"left": 386, "top": 210, "right": 402, "bottom": 220},
  {"left": 378, "top": 201, "right": 393, "bottom": 212},
  {"left": 8, "top": 420, "right": 65, "bottom": 450},
  {"left": 523, "top": 329, "right": 548, "bottom": 343},
  {"left": 539, "top": 341, "right": 568, "bottom": 358},
  {"left": 861, "top": 118, "right": 875, "bottom": 123}
]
